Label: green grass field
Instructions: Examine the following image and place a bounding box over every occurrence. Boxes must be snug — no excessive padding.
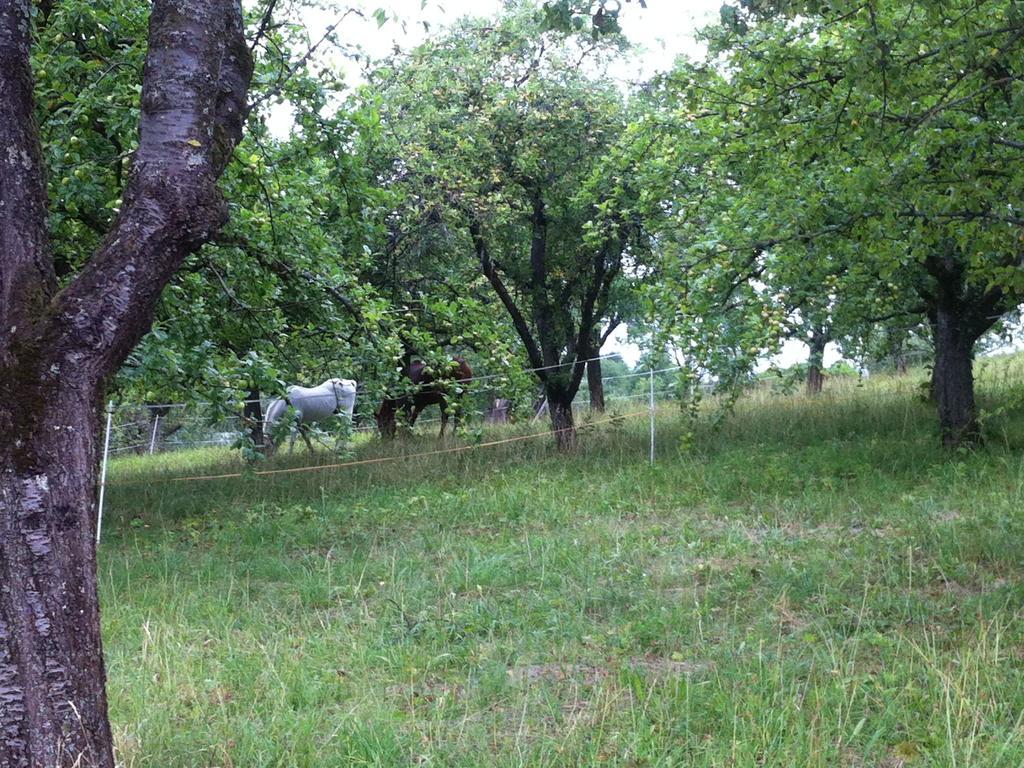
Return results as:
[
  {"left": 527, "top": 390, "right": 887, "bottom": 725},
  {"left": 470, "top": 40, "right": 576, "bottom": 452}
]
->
[{"left": 101, "top": 356, "right": 1024, "bottom": 766}]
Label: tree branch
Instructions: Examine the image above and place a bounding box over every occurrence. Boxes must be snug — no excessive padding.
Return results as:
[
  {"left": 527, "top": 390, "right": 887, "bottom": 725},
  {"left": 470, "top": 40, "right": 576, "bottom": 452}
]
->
[
  {"left": 470, "top": 221, "right": 546, "bottom": 375},
  {"left": 600, "top": 316, "right": 621, "bottom": 345},
  {"left": 993, "top": 137, "right": 1024, "bottom": 151},
  {"left": 51, "top": 0, "right": 254, "bottom": 380},
  {"left": 248, "top": 7, "right": 360, "bottom": 112},
  {"left": 249, "top": 0, "right": 280, "bottom": 54},
  {"left": 902, "top": 23, "right": 1023, "bottom": 66},
  {"left": 0, "top": 0, "right": 56, "bottom": 363},
  {"left": 569, "top": 231, "right": 623, "bottom": 397}
]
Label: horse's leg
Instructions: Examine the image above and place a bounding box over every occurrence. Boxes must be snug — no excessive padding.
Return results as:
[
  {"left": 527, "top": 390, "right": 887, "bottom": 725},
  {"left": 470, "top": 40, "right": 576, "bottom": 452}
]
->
[
  {"left": 287, "top": 409, "right": 304, "bottom": 454},
  {"left": 451, "top": 398, "right": 462, "bottom": 435},
  {"left": 339, "top": 417, "right": 352, "bottom": 454},
  {"left": 376, "top": 402, "right": 392, "bottom": 439},
  {"left": 300, "top": 424, "right": 315, "bottom": 453},
  {"left": 407, "top": 398, "right": 426, "bottom": 431},
  {"left": 437, "top": 396, "right": 448, "bottom": 438},
  {"left": 384, "top": 403, "right": 398, "bottom": 438}
]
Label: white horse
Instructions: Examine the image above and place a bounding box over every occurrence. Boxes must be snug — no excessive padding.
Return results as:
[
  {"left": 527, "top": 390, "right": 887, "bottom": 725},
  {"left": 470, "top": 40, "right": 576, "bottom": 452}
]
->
[{"left": 264, "top": 378, "right": 357, "bottom": 454}]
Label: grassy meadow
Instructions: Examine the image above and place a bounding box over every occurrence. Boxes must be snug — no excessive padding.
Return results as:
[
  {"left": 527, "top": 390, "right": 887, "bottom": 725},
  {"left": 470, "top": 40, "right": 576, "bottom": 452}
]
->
[{"left": 100, "top": 355, "right": 1024, "bottom": 766}]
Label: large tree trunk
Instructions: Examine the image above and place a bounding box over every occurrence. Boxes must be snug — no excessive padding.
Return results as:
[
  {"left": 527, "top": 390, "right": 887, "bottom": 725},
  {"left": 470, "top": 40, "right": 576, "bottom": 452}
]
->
[
  {"left": 587, "top": 357, "right": 605, "bottom": 412},
  {"left": 805, "top": 327, "right": 828, "bottom": 395},
  {"left": 0, "top": 389, "right": 114, "bottom": 767},
  {"left": 932, "top": 306, "right": 980, "bottom": 447},
  {"left": 547, "top": 388, "right": 577, "bottom": 450},
  {"left": 921, "top": 252, "right": 1009, "bottom": 448},
  {"left": 0, "top": 1, "right": 252, "bottom": 763}
]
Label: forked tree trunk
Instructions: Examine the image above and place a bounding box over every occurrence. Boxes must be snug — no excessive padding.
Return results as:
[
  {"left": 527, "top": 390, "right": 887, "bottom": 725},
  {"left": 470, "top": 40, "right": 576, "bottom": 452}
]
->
[
  {"left": 932, "top": 306, "right": 980, "bottom": 447},
  {"left": 471, "top": 182, "right": 621, "bottom": 454},
  {"left": 0, "top": 0, "right": 252, "bottom": 763}
]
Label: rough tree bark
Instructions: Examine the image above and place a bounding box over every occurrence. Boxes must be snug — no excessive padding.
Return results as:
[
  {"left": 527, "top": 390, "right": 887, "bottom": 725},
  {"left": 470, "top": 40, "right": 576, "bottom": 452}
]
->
[
  {"left": 548, "top": 387, "right": 577, "bottom": 450},
  {"left": 931, "top": 306, "right": 979, "bottom": 447},
  {"left": 0, "top": 1, "right": 252, "bottom": 764},
  {"left": 805, "top": 326, "right": 829, "bottom": 395},
  {"left": 922, "top": 252, "right": 1007, "bottom": 448}
]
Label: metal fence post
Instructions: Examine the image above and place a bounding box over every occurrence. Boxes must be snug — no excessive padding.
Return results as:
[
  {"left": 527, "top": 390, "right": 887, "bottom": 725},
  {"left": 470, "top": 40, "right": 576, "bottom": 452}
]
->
[
  {"left": 649, "top": 366, "right": 655, "bottom": 465},
  {"left": 148, "top": 414, "right": 160, "bottom": 454},
  {"left": 96, "top": 401, "right": 114, "bottom": 547}
]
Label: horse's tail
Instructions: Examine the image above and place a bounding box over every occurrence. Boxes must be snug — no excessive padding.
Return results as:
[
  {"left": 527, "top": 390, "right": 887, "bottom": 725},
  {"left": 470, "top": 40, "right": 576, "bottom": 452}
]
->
[
  {"left": 263, "top": 398, "right": 287, "bottom": 455},
  {"left": 265, "top": 397, "right": 287, "bottom": 427}
]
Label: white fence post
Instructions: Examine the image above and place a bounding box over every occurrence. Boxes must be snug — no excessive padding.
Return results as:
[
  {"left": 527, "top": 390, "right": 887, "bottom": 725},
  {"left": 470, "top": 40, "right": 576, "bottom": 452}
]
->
[
  {"left": 649, "top": 366, "right": 655, "bottom": 465},
  {"left": 96, "top": 401, "right": 114, "bottom": 547},
  {"left": 532, "top": 397, "right": 548, "bottom": 424},
  {"left": 148, "top": 413, "right": 160, "bottom": 454}
]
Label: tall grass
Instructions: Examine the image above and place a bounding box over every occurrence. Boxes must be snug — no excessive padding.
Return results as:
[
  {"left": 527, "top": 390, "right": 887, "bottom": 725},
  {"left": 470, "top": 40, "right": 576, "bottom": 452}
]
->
[{"left": 101, "top": 355, "right": 1024, "bottom": 766}]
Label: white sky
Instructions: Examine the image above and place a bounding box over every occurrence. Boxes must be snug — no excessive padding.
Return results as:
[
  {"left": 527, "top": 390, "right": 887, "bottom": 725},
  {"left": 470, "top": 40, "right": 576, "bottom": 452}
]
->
[
  {"left": 606, "top": 330, "right": 843, "bottom": 370},
  {"left": 308, "top": 0, "right": 721, "bottom": 85}
]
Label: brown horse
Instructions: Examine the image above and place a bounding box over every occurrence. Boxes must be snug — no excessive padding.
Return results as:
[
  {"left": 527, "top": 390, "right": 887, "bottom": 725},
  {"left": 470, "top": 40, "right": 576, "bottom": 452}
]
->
[{"left": 375, "top": 358, "right": 472, "bottom": 438}]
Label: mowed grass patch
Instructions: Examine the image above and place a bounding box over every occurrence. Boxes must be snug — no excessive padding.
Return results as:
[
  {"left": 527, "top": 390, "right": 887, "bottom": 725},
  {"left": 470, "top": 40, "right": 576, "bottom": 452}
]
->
[{"left": 102, "top": 360, "right": 1024, "bottom": 766}]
